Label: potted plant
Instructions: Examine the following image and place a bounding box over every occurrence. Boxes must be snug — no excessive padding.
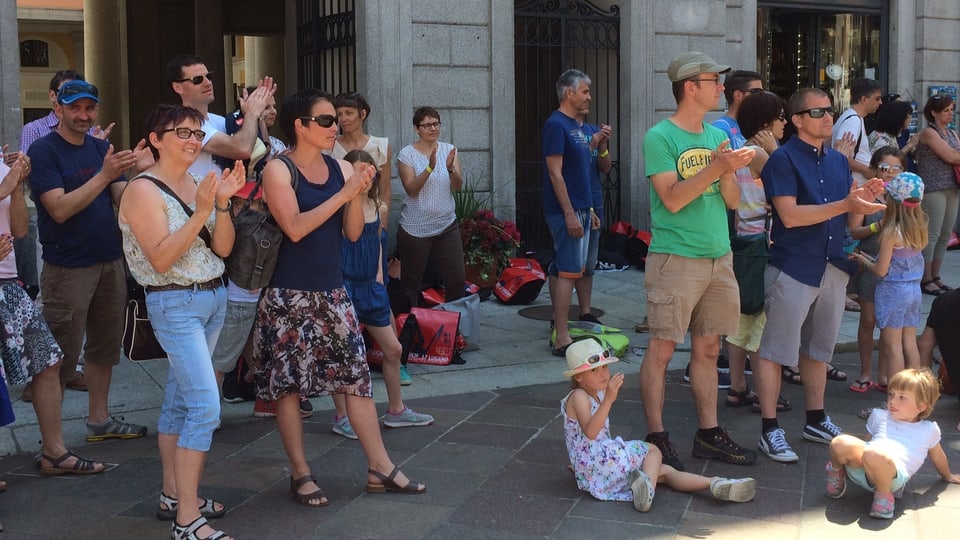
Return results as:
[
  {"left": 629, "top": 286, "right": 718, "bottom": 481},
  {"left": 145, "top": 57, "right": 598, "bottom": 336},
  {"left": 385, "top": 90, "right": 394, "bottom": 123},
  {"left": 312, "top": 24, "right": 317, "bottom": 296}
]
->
[{"left": 459, "top": 208, "right": 521, "bottom": 286}]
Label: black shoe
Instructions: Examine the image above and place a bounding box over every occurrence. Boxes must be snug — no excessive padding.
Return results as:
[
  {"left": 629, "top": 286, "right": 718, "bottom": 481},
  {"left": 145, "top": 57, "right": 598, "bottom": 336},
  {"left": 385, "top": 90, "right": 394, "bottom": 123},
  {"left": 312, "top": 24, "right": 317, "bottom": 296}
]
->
[
  {"left": 645, "top": 432, "right": 684, "bottom": 471},
  {"left": 692, "top": 427, "right": 757, "bottom": 465},
  {"left": 300, "top": 398, "right": 314, "bottom": 418},
  {"left": 578, "top": 313, "right": 602, "bottom": 324},
  {"left": 717, "top": 353, "right": 730, "bottom": 373},
  {"left": 683, "top": 364, "right": 732, "bottom": 389}
]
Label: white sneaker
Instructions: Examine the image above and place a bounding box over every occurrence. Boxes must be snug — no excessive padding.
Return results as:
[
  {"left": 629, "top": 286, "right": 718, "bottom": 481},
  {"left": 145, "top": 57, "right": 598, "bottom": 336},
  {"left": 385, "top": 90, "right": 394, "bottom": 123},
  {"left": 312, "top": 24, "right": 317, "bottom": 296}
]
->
[
  {"left": 710, "top": 477, "right": 757, "bottom": 502},
  {"left": 627, "top": 470, "right": 655, "bottom": 512},
  {"left": 759, "top": 427, "right": 798, "bottom": 463}
]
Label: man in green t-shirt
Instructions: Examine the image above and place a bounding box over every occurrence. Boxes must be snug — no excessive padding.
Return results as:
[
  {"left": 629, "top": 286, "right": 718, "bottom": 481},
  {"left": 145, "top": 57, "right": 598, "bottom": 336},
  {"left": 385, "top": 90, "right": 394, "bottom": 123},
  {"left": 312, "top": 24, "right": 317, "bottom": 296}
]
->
[{"left": 639, "top": 51, "right": 757, "bottom": 471}]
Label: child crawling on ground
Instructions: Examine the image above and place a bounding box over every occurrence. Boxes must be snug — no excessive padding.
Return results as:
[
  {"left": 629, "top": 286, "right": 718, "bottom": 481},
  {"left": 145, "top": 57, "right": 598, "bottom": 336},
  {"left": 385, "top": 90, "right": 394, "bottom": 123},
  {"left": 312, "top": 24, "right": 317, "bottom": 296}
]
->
[
  {"left": 827, "top": 368, "right": 960, "bottom": 519},
  {"left": 560, "top": 339, "right": 757, "bottom": 511}
]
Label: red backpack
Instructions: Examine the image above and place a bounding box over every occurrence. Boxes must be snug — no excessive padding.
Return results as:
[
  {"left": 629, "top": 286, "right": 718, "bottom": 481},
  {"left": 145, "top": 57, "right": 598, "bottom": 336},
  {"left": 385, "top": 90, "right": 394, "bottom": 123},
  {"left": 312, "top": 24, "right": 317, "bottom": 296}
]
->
[{"left": 494, "top": 258, "right": 546, "bottom": 305}]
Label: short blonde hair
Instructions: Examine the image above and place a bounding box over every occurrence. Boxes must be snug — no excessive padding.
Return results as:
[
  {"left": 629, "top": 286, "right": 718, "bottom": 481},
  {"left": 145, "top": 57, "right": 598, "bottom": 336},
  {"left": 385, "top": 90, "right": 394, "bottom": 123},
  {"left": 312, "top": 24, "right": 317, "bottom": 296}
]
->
[{"left": 888, "top": 368, "right": 940, "bottom": 420}]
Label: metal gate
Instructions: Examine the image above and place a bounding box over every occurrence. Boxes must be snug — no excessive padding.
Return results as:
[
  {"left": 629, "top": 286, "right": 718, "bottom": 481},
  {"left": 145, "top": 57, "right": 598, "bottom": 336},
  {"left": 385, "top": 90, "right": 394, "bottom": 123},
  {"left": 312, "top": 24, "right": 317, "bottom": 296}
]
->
[
  {"left": 297, "top": 0, "right": 356, "bottom": 95},
  {"left": 514, "top": 0, "right": 621, "bottom": 253}
]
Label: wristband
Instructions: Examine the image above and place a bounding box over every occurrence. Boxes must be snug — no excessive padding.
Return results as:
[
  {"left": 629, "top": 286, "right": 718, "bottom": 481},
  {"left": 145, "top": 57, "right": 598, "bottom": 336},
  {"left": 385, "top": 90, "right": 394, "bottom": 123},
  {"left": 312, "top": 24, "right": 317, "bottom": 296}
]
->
[
  {"left": 599, "top": 149, "right": 609, "bottom": 158},
  {"left": 425, "top": 165, "right": 433, "bottom": 174},
  {"left": 869, "top": 222, "right": 879, "bottom": 234},
  {"left": 215, "top": 200, "right": 232, "bottom": 213}
]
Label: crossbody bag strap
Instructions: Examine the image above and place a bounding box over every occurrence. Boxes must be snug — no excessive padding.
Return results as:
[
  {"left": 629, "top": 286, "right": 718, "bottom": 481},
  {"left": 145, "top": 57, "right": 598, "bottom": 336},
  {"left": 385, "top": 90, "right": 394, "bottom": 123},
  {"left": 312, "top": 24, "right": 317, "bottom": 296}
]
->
[
  {"left": 132, "top": 173, "right": 212, "bottom": 249},
  {"left": 836, "top": 112, "right": 863, "bottom": 156}
]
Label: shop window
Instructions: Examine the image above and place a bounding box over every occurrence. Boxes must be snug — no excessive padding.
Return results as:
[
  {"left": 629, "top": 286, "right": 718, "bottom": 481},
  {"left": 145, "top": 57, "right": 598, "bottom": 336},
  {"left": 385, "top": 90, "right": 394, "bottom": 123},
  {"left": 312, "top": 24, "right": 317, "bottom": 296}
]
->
[{"left": 20, "top": 40, "right": 49, "bottom": 68}]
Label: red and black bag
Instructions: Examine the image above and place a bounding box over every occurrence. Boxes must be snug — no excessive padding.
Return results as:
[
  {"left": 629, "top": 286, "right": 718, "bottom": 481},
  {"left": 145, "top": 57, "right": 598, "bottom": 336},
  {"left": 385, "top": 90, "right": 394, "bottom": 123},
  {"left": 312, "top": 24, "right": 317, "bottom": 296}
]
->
[
  {"left": 368, "top": 308, "right": 461, "bottom": 366},
  {"left": 494, "top": 258, "right": 546, "bottom": 305}
]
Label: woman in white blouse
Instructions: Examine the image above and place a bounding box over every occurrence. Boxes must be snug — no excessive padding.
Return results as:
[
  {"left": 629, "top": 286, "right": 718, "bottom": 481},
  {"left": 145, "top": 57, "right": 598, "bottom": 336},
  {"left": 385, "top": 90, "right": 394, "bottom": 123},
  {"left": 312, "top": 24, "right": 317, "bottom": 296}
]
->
[{"left": 396, "top": 107, "right": 464, "bottom": 309}]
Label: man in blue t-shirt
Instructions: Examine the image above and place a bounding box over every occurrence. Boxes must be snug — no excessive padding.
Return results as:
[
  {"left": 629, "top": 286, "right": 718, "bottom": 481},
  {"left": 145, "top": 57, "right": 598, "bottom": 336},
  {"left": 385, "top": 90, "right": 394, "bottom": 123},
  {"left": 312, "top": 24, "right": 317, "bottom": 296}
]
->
[
  {"left": 27, "top": 80, "right": 148, "bottom": 444},
  {"left": 542, "top": 69, "right": 606, "bottom": 356},
  {"left": 752, "top": 88, "right": 885, "bottom": 463}
]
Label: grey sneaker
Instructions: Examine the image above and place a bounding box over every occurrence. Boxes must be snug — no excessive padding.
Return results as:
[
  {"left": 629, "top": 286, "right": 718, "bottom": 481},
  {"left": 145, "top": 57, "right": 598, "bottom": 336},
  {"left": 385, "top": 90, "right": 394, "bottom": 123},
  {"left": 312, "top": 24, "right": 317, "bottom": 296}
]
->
[
  {"left": 85, "top": 416, "right": 148, "bottom": 442},
  {"left": 332, "top": 414, "right": 358, "bottom": 440},
  {"left": 627, "top": 469, "right": 655, "bottom": 512},
  {"left": 803, "top": 416, "right": 842, "bottom": 444},
  {"left": 384, "top": 407, "right": 435, "bottom": 428},
  {"left": 709, "top": 477, "right": 757, "bottom": 502},
  {"left": 758, "top": 427, "right": 798, "bottom": 463}
]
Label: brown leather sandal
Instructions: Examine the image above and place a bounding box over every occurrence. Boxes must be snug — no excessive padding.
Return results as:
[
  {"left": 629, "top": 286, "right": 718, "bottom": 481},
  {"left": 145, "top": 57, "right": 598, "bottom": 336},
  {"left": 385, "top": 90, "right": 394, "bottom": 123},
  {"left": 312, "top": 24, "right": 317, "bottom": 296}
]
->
[
  {"left": 37, "top": 451, "right": 104, "bottom": 476},
  {"left": 289, "top": 475, "right": 328, "bottom": 507},
  {"left": 366, "top": 466, "right": 426, "bottom": 494}
]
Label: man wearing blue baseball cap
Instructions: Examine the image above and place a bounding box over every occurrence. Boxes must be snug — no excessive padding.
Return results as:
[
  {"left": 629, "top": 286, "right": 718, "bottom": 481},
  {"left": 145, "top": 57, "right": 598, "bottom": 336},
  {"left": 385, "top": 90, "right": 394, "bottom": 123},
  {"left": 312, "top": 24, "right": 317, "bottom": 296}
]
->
[{"left": 26, "top": 80, "right": 149, "bottom": 458}]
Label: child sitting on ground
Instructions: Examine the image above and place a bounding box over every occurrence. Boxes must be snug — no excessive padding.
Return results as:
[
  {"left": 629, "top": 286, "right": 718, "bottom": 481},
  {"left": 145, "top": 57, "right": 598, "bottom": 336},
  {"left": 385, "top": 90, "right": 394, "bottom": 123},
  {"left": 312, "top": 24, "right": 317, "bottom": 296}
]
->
[
  {"left": 560, "top": 339, "right": 757, "bottom": 511},
  {"left": 826, "top": 368, "right": 960, "bottom": 519}
]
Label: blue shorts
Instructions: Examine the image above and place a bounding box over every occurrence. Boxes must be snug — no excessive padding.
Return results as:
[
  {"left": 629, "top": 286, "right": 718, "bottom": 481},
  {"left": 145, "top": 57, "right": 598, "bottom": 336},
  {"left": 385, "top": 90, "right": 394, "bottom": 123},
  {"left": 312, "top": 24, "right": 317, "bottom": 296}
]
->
[
  {"left": 344, "top": 280, "right": 392, "bottom": 327},
  {"left": 845, "top": 462, "right": 908, "bottom": 495},
  {"left": 548, "top": 222, "right": 600, "bottom": 278},
  {"left": 545, "top": 209, "right": 591, "bottom": 279}
]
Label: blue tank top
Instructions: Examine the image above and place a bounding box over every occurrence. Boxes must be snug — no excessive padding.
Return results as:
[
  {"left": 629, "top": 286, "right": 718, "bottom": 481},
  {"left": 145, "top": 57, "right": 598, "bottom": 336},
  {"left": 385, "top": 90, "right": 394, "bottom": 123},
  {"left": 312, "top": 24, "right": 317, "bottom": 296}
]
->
[
  {"left": 270, "top": 154, "right": 345, "bottom": 292},
  {"left": 341, "top": 213, "right": 381, "bottom": 284}
]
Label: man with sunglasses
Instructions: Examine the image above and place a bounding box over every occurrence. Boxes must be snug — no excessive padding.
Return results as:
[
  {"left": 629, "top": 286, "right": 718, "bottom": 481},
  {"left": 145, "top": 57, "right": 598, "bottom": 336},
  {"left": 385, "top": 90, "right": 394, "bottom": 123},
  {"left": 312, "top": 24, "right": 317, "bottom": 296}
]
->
[
  {"left": 752, "top": 88, "right": 886, "bottom": 463},
  {"left": 26, "top": 80, "right": 149, "bottom": 445},
  {"left": 832, "top": 78, "right": 883, "bottom": 185},
  {"left": 165, "top": 54, "right": 276, "bottom": 178},
  {"left": 640, "top": 52, "right": 757, "bottom": 471}
]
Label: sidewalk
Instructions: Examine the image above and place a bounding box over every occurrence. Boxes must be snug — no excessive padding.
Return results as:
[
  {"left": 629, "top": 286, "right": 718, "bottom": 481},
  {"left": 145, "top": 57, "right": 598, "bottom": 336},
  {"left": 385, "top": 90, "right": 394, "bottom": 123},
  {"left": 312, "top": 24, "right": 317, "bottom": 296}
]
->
[{"left": 1, "top": 252, "right": 959, "bottom": 538}]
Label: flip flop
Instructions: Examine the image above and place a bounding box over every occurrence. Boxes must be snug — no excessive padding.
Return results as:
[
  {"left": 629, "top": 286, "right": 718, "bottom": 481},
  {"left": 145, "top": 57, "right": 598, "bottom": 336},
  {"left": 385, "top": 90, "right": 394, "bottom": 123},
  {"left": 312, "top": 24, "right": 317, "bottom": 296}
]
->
[
  {"left": 552, "top": 343, "right": 571, "bottom": 357},
  {"left": 921, "top": 280, "right": 945, "bottom": 296},
  {"left": 932, "top": 276, "right": 953, "bottom": 291},
  {"left": 849, "top": 379, "right": 874, "bottom": 393}
]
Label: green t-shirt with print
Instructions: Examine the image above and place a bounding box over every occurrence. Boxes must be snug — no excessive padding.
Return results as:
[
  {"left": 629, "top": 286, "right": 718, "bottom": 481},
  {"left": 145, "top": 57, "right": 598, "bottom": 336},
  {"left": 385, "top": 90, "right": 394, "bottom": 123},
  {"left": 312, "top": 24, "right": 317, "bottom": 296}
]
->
[{"left": 642, "top": 119, "right": 732, "bottom": 259}]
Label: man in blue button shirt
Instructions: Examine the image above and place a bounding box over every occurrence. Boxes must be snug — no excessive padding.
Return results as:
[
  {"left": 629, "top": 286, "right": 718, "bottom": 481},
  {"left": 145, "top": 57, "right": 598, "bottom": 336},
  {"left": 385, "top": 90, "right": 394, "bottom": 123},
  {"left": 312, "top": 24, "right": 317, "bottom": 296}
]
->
[{"left": 753, "top": 88, "right": 886, "bottom": 463}]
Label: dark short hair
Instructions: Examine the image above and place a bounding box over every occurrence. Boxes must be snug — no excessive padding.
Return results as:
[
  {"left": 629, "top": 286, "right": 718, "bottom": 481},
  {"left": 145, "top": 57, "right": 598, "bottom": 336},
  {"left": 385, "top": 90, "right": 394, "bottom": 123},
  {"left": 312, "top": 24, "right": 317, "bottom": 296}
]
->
[
  {"left": 334, "top": 92, "right": 372, "bottom": 120},
  {"left": 278, "top": 88, "right": 334, "bottom": 144},
  {"left": 850, "top": 78, "right": 882, "bottom": 104},
  {"left": 873, "top": 100, "right": 913, "bottom": 137},
  {"left": 143, "top": 104, "right": 205, "bottom": 160},
  {"left": 787, "top": 88, "right": 828, "bottom": 118},
  {"left": 49, "top": 69, "right": 83, "bottom": 92},
  {"left": 738, "top": 91, "right": 785, "bottom": 140},
  {"left": 722, "top": 70, "right": 762, "bottom": 105},
  {"left": 412, "top": 106, "right": 440, "bottom": 127},
  {"left": 923, "top": 95, "right": 955, "bottom": 123},
  {"left": 165, "top": 54, "right": 206, "bottom": 86},
  {"left": 869, "top": 145, "right": 904, "bottom": 169}
]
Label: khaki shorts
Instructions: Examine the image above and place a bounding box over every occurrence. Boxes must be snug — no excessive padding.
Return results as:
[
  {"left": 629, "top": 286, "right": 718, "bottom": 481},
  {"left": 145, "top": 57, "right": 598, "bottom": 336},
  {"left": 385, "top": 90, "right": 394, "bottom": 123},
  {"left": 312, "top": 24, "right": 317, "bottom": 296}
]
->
[
  {"left": 757, "top": 265, "right": 848, "bottom": 367},
  {"left": 644, "top": 252, "right": 739, "bottom": 343},
  {"left": 726, "top": 311, "right": 767, "bottom": 353},
  {"left": 40, "top": 259, "right": 125, "bottom": 382}
]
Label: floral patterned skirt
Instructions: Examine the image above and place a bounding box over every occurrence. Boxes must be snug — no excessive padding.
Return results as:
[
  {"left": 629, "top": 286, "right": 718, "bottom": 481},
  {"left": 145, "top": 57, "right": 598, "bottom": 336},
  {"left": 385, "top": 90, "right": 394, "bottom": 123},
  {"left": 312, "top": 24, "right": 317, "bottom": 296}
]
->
[
  {"left": 253, "top": 286, "right": 371, "bottom": 401},
  {"left": 0, "top": 280, "right": 62, "bottom": 385}
]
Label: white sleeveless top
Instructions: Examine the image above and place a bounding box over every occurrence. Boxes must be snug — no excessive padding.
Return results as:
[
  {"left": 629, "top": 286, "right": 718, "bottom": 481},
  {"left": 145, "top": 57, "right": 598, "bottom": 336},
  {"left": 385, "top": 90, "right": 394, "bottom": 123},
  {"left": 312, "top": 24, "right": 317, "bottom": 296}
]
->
[
  {"left": 120, "top": 175, "right": 224, "bottom": 287},
  {"left": 331, "top": 135, "right": 389, "bottom": 169}
]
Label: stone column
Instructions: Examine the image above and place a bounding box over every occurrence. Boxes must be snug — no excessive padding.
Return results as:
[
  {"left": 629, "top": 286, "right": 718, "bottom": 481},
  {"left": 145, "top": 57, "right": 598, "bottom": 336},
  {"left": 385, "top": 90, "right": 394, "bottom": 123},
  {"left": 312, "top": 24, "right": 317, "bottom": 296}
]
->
[
  {"left": 0, "top": 0, "right": 21, "bottom": 148},
  {"left": 250, "top": 36, "right": 284, "bottom": 87},
  {"left": 84, "top": 0, "right": 130, "bottom": 148}
]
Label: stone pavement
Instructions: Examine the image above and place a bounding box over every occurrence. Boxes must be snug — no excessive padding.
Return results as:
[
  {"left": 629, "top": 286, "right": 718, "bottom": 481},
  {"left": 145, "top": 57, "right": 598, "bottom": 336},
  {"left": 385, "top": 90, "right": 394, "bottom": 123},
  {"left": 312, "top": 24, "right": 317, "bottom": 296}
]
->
[{"left": 1, "top": 252, "right": 959, "bottom": 538}]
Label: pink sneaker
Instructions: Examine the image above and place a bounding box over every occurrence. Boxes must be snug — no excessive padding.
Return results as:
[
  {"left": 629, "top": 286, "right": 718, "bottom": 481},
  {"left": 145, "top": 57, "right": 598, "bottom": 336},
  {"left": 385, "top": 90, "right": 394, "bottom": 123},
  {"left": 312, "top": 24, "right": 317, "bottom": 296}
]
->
[
  {"left": 870, "top": 492, "right": 895, "bottom": 519},
  {"left": 825, "top": 461, "right": 846, "bottom": 498}
]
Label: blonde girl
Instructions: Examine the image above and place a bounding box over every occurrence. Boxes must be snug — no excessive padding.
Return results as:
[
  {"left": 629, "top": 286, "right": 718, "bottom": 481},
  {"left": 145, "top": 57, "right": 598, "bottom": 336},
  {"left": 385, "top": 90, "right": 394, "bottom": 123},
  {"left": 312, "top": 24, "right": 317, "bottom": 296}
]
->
[{"left": 560, "top": 339, "right": 756, "bottom": 512}]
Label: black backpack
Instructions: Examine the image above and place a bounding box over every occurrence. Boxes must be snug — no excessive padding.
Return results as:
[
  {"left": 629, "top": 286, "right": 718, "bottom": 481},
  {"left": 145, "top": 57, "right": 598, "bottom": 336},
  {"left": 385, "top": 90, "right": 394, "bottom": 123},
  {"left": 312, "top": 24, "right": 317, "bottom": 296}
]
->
[{"left": 224, "top": 155, "right": 298, "bottom": 289}]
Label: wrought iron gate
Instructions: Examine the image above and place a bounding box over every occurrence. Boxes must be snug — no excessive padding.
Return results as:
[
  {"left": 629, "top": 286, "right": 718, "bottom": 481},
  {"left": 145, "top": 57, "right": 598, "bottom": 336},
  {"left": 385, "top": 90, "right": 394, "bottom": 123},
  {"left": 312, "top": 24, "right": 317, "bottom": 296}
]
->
[
  {"left": 514, "top": 0, "right": 621, "bottom": 254},
  {"left": 297, "top": 0, "right": 356, "bottom": 95}
]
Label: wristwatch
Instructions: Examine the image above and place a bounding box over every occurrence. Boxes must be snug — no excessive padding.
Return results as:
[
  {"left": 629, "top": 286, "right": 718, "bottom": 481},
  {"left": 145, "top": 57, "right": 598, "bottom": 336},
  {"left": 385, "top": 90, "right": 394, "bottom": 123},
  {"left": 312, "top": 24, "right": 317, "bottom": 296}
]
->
[{"left": 215, "top": 200, "right": 232, "bottom": 213}]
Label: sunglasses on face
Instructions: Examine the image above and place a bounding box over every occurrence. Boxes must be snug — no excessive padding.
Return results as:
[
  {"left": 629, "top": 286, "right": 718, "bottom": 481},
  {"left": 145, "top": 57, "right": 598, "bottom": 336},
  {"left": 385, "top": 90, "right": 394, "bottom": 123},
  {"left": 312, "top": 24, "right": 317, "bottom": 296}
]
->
[
  {"left": 298, "top": 114, "right": 338, "bottom": 128},
  {"left": 796, "top": 107, "right": 834, "bottom": 118},
  {"left": 745, "top": 88, "right": 764, "bottom": 94},
  {"left": 777, "top": 111, "right": 786, "bottom": 121},
  {"left": 176, "top": 73, "right": 214, "bottom": 85},
  {"left": 878, "top": 163, "right": 903, "bottom": 173},
  {"left": 163, "top": 127, "right": 206, "bottom": 141}
]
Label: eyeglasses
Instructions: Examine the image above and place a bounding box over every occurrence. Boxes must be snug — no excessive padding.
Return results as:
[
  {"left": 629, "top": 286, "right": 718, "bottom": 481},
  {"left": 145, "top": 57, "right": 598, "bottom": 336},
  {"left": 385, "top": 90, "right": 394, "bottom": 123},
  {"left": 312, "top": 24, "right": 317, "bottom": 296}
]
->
[
  {"left": 298, "top": 114, "right": 338, "bottom": 128},
  {"left": 162, "top": 127, "right": 206, "bottom": 141},
  {"left": 795, "top": 107, "right": 834, "bottom": 118},
  {"left": 877, "top": 163, "right": 904, "bottom": 173},
  {"left": 418, "top": 121, "right": 442, "bottom": 129},
  {"left": 176, "top": 73, "right": 214, "bottom": 85},
  {"left": 777, "top": 112, "right": 787, "bottom": 121},
  {"left": 745, "top": 88, "right": 764, "bottom": 94}
]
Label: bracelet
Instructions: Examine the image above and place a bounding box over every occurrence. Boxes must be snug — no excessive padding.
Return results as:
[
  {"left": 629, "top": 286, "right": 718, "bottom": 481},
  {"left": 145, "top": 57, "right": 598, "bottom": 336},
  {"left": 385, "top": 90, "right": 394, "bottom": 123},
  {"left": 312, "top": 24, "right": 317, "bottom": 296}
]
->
[
  {"left": 869, "top": 222, "right": 879, "bottom": 234},
  {"left": 215, "top": 200, "right": 232, "bottom": 213},
  {"left": 425, "top": 165, "right": 433, "bottom": 174},
  {"left": 599, "top": 149, "right": 609, "bottom": 158}
]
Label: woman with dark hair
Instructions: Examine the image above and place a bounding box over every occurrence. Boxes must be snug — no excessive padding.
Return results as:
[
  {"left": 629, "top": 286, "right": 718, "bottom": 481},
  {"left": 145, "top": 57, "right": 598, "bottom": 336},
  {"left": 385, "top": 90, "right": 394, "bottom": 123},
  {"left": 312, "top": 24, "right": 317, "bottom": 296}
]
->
[
  {"left": 869, "top": 100, "right": 919, "bottom": 155},
  {"left": 255, "top": 89, "right": 426, "bottom": 508},
  {"left": 915, "top": 95, "right": 960, "bottom": 295},
  {"left": 332, "top": 92, "right": 392, "bottom": 212},
  {"left": 119, "top": 104, "right": 245, "bottom": 540},
  {"left": 396, "top": 107, "right": 464, "bottom": 310}
]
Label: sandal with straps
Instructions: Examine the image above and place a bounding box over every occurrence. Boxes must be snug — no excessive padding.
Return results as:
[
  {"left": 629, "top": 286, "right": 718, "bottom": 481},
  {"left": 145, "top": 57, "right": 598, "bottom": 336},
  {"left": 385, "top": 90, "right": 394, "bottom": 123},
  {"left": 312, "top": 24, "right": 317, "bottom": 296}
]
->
[
  {"left": 170, "top": 515, "right": 230, "bottom": 540},
  {"left": 37, "top": 451, "right": 104, "bottom": 476},
  {"left": 289, "top": 475, "right": 328, "bottom": 507},
  {"left": 157, "top": 492, "right": 227, "bottom": 521},
  {"left": 932, "top": 276, "right": 953, "bottom": 291},
  {"left": 366, "top": 466, "right": 427, "bottom": 494},
  {"left": 725, "top": 386, "right": 756, "bottom": 407}
]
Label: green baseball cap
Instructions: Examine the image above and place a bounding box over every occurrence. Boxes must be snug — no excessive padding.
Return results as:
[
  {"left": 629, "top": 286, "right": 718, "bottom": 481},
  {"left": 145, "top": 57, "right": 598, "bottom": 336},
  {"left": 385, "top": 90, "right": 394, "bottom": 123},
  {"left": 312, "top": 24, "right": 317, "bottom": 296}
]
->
[{"left": 667, "top": 51, "right": 732, "bottom": 82}]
